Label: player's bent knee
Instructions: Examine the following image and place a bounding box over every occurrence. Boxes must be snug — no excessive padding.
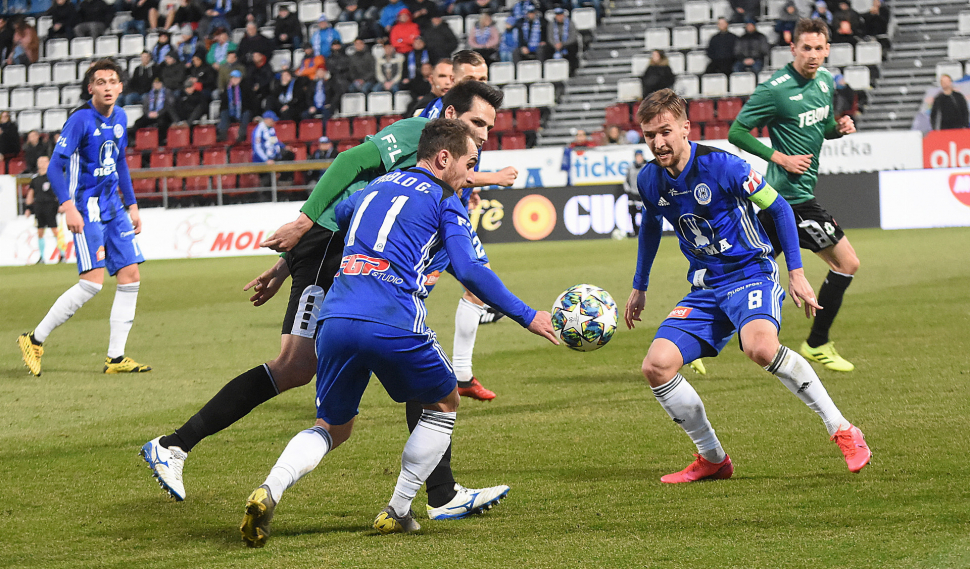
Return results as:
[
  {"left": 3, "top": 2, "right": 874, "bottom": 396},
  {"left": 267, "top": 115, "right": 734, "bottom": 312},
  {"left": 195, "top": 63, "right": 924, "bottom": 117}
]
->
[
  {"left": 461, "top": 288, "right": 484, "bottom": 305},
  {"left": 315, "top": 418, "right": 354, "bottom": 449},
  {"left": 641, "top": 357, "right": 678, "bottom": 387},
  {"left": 268, "top": 354, "right": 316, "bottom": 391},
  {"left": 744, "top": 341, "right": 778, "bottom": 368}
]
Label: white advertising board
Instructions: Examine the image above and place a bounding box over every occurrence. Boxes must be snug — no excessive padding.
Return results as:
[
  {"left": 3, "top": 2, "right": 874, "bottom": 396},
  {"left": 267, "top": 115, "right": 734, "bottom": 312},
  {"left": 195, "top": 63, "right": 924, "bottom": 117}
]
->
[{"left": 879, "top": 168, "right": 970, "bottom": 229}]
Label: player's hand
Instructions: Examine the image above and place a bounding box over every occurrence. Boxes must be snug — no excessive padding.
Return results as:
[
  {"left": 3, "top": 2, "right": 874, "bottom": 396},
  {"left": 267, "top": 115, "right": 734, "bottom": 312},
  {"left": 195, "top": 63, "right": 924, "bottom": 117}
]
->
[
  {"left": 837, "top": 115, "right": 856, "bottom": 135},
  {"left": 467, "top": 188, "right": 482, "bottom": 209},
  {"left": 127, "top": 204, "right": 142, "bottom": 234},
  {"left": 772, "top": 151, "right": 813, "bottom": 175},
  {"left": 63, "top": 202, "right": 84, "bottom": 233},
  {"left": 527, "top": 310, "right": 560, "bottom": 345},
  {"left": 244, "top": 257, "right": 290, "bottom": 306},
  {"left": 788, "top": 268, "right": 822, "bottom": 318},
  {"left": 261, "top": 212, "right": 313, "bottom": 252},
  {"left": 624, "top": 288, "right": 646, "bottom": 330},
  {"left": 494, "top": 166, "right": 518, "bottom": 187}
]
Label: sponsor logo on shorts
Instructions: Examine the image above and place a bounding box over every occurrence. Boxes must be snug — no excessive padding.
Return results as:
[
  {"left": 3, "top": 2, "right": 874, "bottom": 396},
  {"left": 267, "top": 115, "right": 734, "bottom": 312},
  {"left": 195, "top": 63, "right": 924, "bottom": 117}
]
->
[
  {"left": 120, "top": 230, "right": 135, "bottom": 238},
  {"left": 96, "top": 246, "right": 106, "bottom": 261},
  {"left": 667, "top": 306, "right": 692, "bottom": 319},
  {"left": 424, "top": 270, "right": 440, "bottom": 286}
]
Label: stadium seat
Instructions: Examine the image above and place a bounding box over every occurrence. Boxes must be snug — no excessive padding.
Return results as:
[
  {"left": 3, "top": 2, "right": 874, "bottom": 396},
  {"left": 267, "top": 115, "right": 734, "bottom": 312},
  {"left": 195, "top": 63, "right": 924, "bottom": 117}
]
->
[
  {"left": 327, "top": 118, "right": 352, "bottom": 140},
  {"left": 483, "top": 135, "right": 499, "bottom": 151},
  {"left": 135, "top": 128, "right": 158, "bottom": 150},
  {"left": 378, "top": 114, "right": 402, "bottom": 130},
  {"left": 571, "top": 7, "right": 596, "bottom": 30},
  {"left": 10, "top": 88, "right": 33, "bottom": 110},
  {"left": 167, "top": 126, "right": 190, "bottom": 149},
  {"left": 701, "top": 73, "right": 728, "bottom": 97},
  {"left": 855, "top": 41, "right": 882, "bottom": 65},
  {"left": 299, "top": 0, "right": 323, "bottom": 23},
  {"left": 490, "top": 62, "right": 515, "bottom": 85},
  {"left": 7, "top": 157, "right": 26, "bottom": 175},
  {"left": 729, "top": 72, "right": 756, "bottom": 96},
  {"left": 340, "top": 92, "right": 366, "bottom": 117},
  {"left": 36, "top": 16, "right": 52, "bottom": 40},
  {"left": 828, "top": 43, "right": 853, "bottom": 67},
  {"left": 3, "top": 65, "right": 26, "bottom": 86},
  {"left": 151, "top": 150, "right": 173, "bottom": 167},
  {"left": 71, "top": 37, "right": 94, "bottom": 58},
  {"left": 503, "top": 84, "right": 528, "bottom": 108},
  {"left": 528, "top": 82, "right": 555, "bottom": 107},
  {"left": 336, "top": 140, "right": 356, "bottom": 152},
  {"left": 246, "top": 122, "right": 259, "bottom": 142},
  {"left": 275, "top": 120, "right": 297, "bottom": 143},
  {"left": 688, "top": 99, "right": 716, "bottom": 123},
  {"left": 711, "top": 0, "right": 730, "bottom": 19},
  {"left": 19, "top": 110, "right": 42, "bottom": 133},
  {"left": 290, "top": 144, "right": 307, "bottom": 161},
  {"left": 617, "top": 78, "right": 642, "bottom": 102},
  {"left": 27, "top": 63, "right": 51, "bottom": 86},
  {"left": 716, "top": 97, "right": 743, "bottom": 121},
  {"left": 204, "top": 147, "right": 236, "bottom": 190},
  {"left": 543, "top": 59, "right": 569, "bottom": 82},
  {"left": 237, "top": 173, "right": 261, "bottom": 190},
  {"left": 178, "top": 149, "right": 208, "bottom": 192},
  {"left": 0, "top": 89, "right": 8, "bottom": 110},
  {"left": 121, "top": 34, "right": 145, "bottom": 56},
  {"left": 686, "top": 51, "right": 709, "bottom": 75},
  {"left": 683, "top": 0, "right": 710, "bottom": 24},
  {"left": 226, "top": 123, "right": 241, "bottom": 143},
  {"left": 367, "top": 91, "right": 392, "bottom": 115},
  {"left": 671, "top": 26, "right": 699, "bottom": 50},
  {"left": 125, "top": 105, "right": 143, "bottom": 127},
  {"left": 53, "top": 61, "right": 76, "bottom": 83},
  {"left": 770, "top": 46, "right": 793, "bottom": 69},
  {"left": 335, "top": 21, "right": 358, "bottom": 43},
  {"left": 392, "top": 91, "right": 412, "bottom": 115},
  {"left": 699, "top": 24, "right": 718, "bottom": 47},
  {"left": 501, "top": 132, "right": 526, "bottom": 150},
  {"left": 323, "top": 0, "right": 341, "bottom": 21},
  {"left": 229, "top": 146, "right": 250, "bottom": 165},
  {"left": 631, "top": 52, "right": 651, "bottom": 77},
  {"left": 443, "top": 15, "right": 463, "bottom": 37},
  {"left": 674, "top": 74, "right": 700, "bottom": 99},
  {"left": 644, "top": 27, "right": 670, "bottom": 51},
  {"left": 36, "top": 85, "right": 59, "bottom": 105},
  {"left": 95, "top": 35, "right": 119, "bottom": 57},
  {"left": 299, "top": 119, "right": 323, "bottom": 142},
  {"left": 352, "top": 116, "right": 377, "bottom": 137},
  {"left": 193, "top": 125, "right": 217, "bottom": 147},
  {"left": 604, "top": 104, "right": 630, "bottom": 128},
  {"left": 516, "top": 60, "right": 542, "bottom": 83},
  {"left": 45, "top": 38, "right": 69, "bottom": 60},
  {"left": 704, "top": 122, "right": 729, "bottom": 140},
  {"left": 843, "top": 65, "right": 871, "bottom": 90},
  {"left": 271, "top": 49, "right": 292, "bottom": 71},
  {"left": 42, "top": 109, "right": 67, "bottom": 132},
  {"left": 668, "top": 52, "right": 686, "bottom": 75},
  {"left": 493, "top": 110, "right": 514, "bottom": 133},
  {"left": 687, "top": 125, "right": 702, "bottom": 141},
  {"left": 516, "top": 108, "right": 541, "bottom": 132},
  {"left": 128, "top": 153, "right": 156, "bottom": 195}
]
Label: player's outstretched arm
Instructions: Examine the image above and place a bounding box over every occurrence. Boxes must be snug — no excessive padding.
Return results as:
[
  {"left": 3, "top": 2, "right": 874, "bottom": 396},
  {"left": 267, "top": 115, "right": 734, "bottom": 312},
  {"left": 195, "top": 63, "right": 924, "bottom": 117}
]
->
[
  {"left": 624, "top": 289, "right": 647, "bottom": 330},
  {"left": 469, "top": 166, "right": 518, "bottom": 188},
  {"left": 243, "top": 257, "right": 291, "bottom": 307},
  {"left": 728, "top": 120, "right": 812, "bottom": 175}
]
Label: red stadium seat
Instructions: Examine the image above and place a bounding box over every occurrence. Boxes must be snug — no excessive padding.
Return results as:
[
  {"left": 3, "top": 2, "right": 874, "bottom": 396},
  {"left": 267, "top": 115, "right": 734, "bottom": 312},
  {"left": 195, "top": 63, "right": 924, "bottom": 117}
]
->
[
  {"left": 501, "top": 132, "right": 526, "bottom": 150},
  {"left": 704, "top": 122, "right": 729, "bottom": 140},
  {"left": 177, "top": 149, "right": 207, "bottom": 192},
  {"left": 203, "top": 147, "right": 235, "bottom": 189},
  {"left": 125, "top": 153, "right": 142, "bottom": 170},
  {"left": 150, "top": 150, "right": 179, "bottom": 193},
  {"left": 246, "top": 122, "right": 258, "bottom": 143},
  {"left": 483, "top": 135, "right": 500, "bottom": 151},
  {"left": 238, "top": 173, "right": 261, "bottom": 188},
  {"left": 275, "top": 120, "right": 297, "bottom": 143},
  {"left": 7, "top": 157, "right": 26, "bottom": 175},
  {"left": 352, "top": 116, "right": 377, "bottom": 137},
  {"left": 291, "top": 145, "right": 307, "bottom": 161},
  {"left": 298, "top": 119, "right": 323, "bottom": 142},
  {"left": 589, "top": 130, "right": 606, "bottom": 146},
  {"left": 688, "top": 124, "right": 702, "bottom": 141},
  {"left": 337, "top": 140, "right": 356, "bottom": 152},
  {"left": 493, "top": 110, "right": 514, "bottom": 133},
  {"left": 515, "top": 108, "right": 541, "bottom": 132},
  {"left": 193, "top": 125, "right": 217, "bottom": 147},
  {"left": 688, "top": 99, "right": 715, "bottom": 123},
  {"left": 167, "top": 125, "right": 190, "bottom": 149},
  {"left": 229, "top": 146, "right": 251, "bottom": 164},
  {"left": 226, "top": 123, "right": 241, "bottom": 143},
  {"left": 716, "top": 97, "right": 744, "bottom": 122},
  {"left": 327, "top": 118, "right": 352, "bottom": 140},
  {"left": 126, "top": 153, "right": 154, "bottom": 195},
  {"left": 135, "top": 128, "right": 158, "bottom": 150},
  {"left": 378, "top": 115, "right": 402, "bottom": 130},
  {"left": 604, "top": 104, "right": 630, "bottom": 129}
]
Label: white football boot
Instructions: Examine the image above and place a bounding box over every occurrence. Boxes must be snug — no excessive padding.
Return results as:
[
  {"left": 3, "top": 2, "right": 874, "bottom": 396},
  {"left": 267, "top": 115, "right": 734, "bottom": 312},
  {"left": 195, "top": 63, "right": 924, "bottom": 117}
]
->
[
  {"left": 141, "top": 437, "right": 187, "bottom": 501},
  {"left": 426, "top": 483, "right": 510, "bottom": 520}
]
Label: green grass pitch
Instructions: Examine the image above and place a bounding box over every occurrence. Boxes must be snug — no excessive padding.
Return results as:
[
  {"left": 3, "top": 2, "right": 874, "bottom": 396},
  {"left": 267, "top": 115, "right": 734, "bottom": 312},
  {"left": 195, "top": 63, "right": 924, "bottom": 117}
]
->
[{"left": 1, "top": 227, "right": 969, "bottom": 569}]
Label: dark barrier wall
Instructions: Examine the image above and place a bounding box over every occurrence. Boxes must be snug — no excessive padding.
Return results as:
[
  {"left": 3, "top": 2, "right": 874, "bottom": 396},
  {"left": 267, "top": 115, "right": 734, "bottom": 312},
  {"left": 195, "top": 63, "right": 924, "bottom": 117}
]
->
[{"left": 471, "top": 173, "right": 881, "bottom": 244}]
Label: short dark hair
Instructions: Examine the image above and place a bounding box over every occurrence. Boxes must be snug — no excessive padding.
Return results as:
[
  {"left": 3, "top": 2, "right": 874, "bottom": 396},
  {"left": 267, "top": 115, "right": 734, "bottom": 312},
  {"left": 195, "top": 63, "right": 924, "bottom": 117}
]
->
[
  {"left": 793, "top": 17, "right": 830, "bottom": 44},
  {"left": 84, "top": 58, "right": 124, "bottom": 87},
  {"left": 417, "top": 118, "right": 474, "bottom": 162},
  {"left": 435, "top": 58, "right": 453, "bottom": 68},
  {"left": 452, "top": 49, "right": 486, "bottom": 68},
  {"left": 441, "top": 80, "right": 503, "bottom": 115},
  {"left": 635, "top": 88, "right": 687, "bottom": 125}
]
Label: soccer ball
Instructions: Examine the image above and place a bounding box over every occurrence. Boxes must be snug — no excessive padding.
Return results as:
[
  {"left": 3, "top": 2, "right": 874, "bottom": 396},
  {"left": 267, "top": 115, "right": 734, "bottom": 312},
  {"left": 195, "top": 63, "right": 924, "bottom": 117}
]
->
[{"left": 551, "top": 284, "right": 618, "bottom": 352}]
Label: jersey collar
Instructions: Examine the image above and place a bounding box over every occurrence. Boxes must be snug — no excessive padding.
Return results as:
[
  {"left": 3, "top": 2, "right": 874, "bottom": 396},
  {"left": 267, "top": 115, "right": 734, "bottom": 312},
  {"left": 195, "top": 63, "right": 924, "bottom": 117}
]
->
[
  {"left": 662, "top": 141, "right": 697, "bottom": 185},
  {"left": 405, "top": 166, "right": 457, "bottom": 200}
]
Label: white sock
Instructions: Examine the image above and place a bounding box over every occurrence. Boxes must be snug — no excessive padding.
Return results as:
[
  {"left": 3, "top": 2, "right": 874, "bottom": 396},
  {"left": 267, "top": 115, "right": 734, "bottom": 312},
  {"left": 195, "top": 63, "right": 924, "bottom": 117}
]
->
[
  {"left": 388, "top": 409, "right": 455, "bottom": 516},
  {"left": 34, "top": 280, "right": 102, "bottom": 343},
  {"left": 652, "top": 374, "right": 726, "bottom": 464},
  {"left": 765, "top": 346, "right": 850, "bottom": 436},
  {"left": 263, "top": 426, "right": 333, "bottom": 503},
  {"left": 108, "top": 282, "right": 140, "bottom": 359},
  {"left": 453, "top": 298, "right": 484, "bottom": 383}
]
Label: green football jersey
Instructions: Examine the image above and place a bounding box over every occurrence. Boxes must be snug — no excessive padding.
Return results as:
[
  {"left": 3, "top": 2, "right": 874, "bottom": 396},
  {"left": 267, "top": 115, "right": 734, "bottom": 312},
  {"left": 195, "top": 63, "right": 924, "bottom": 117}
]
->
[
  {"left": 734, "top": 64, "right": 839, "bottom": 204},
  {"left": 314, "top": 117, "right": 429, "bottom": 231}
]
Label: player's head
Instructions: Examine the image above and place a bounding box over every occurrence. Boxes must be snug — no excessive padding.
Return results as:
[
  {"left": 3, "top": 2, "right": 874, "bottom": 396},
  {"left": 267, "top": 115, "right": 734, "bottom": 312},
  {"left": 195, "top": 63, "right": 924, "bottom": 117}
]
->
[
  {"left": 791, "top": 18, "right": 830, "bottom": 79},
  {"left": 636, "top": 88, "right": 690, "bottom": 172},
  {"left": 940, "top": 74, "right": 953, "bottom": 91},
  {"left": 417, "top": 118, "right": 479, "bottom": 189},
  {"left": 441, "top": 80, "right": 503, "bottom": 148},
  {"left": 430, "top": 58, "right": 454, "bottom": 97},
  {"left": 85, "top": 58, "right": 124, "bottom": 110},
  {"left": 36, "top": 154, "right": 49, "bottom": 175},
  {"left": 452, "top": 50, "right": 488, "bottom": 83}
]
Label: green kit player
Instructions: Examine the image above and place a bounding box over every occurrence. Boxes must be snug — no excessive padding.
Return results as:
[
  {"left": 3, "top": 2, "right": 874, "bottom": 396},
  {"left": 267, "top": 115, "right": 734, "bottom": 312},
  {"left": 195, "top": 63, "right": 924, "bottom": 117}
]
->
[{"left": 728, "top": 18, "right": 859, "bottom": 372}]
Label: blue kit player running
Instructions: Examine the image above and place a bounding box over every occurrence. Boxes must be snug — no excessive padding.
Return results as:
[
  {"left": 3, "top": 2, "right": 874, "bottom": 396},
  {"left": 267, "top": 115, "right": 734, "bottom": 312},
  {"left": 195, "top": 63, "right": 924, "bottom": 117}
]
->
[
  {"left": 623, "top": 89, "right": 870, "bottom": 483},
  {"left": 17, "top": 59, "right": 150, "bottom": 376},
  {"left": 239, "top": 119, "right": 558, "bottom": 547}
]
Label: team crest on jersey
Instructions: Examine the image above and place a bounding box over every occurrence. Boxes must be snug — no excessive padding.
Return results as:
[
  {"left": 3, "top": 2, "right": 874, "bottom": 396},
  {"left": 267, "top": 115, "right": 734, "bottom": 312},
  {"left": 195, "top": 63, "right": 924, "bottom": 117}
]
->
[
  {"left": 819, "top": 81, "right": 829, "bottom": 94},
  {"left": 743, "top": 169, "right": 763, "bottom": 194},
  {"left": 693, "top": 183, "right": 712, "bottom": 205},
  {"left": 114, "top": 124, "right": 124, "bottom": 138}
]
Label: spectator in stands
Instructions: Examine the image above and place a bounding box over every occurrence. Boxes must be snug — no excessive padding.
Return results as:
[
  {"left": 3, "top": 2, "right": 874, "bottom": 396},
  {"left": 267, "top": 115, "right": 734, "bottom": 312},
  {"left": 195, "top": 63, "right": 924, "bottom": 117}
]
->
[
  {"left": 47, "top": 0, "right": 78, "bottom": 40},
  {"left": 833, "top": 0, "right": 861, "bottom": 32},
  {"left": 603, "top": 124, "right": 623, "bottom": 145},
  {"left": 274, "top": 4, "right": 302, "bottom": 50},
  {"left": 706, "top": 17, "right": 738, "bottom": 75},
  {"left": 407, "top": 0, "right": 437, "bottom": 29},
  {"left": 729, "top": 0, "right": 760, "bottom": 24},
  {"left": 0, "top": 112, "right": 19, "bottom": 162},
  {"left": 207, "top": 27, "right": 237, "bottom": 71},
  {"left": 236, "top": 0, "right": 269, "bottom": 28},
  {"left": 269, "top": 69, "right": 306, "bottom": 121},
  {"left": 188, "top": 54, "right": 218, "bottom": 98},
  {"left": 121, "top": 0, "right": 160, "bottom": 36},
  {"left": 832, "top": 73, "right": 858, "bottom": 118},
  {"left": 932, "top": 74, "right": 970, "bottom": 131},
  {"left": 238, "top": 21, "right": 275, "bottom": 65},
  {"left": 74, "top": 0, "right": 113, "bottom": 39},
  {"left": 408, "top": 58, "right": 451, "bottom": 114},
  {"left": 518, "top": 6, "right": 544, "bottom": 62},
  {"left": 374, "top": 41, "right": 405, "bottom": 93},
  {"left": 400, "top": 36, "right": 430, "bottom": 91},
  {"left": 7, "top": 19, "right": 38, "bottom": 65},
  {"left": 0, "top": 17, "right": 13, "bottom": 62},
  {"left": 217, "top": 49, "right": 245, "bottom": 89},
  {"left": 313, "top": 135, "right": 337, "bottom": 159},
  {"left": 304, "top": 66, "right": 339, "bottom": 120},
  {"left": 406, "top": 60, "right": 434, "bottom": 101},
  {"left": 152, "top": 29, "right": 176, "bottom": 65},
  {"left": 510, "top": 0, "right": 534, "bottom": 25},
  {"left": 338, "top": 0, "right": 365, "bottom": 24},
  {"left": 166, "top": 78, "right": 209, "bottom": 128},
  {"left": 296, "top": 45, "right": 326, "bottom": 79},
  {"left": 327, "top": 39, "right": 353, "bottom": 92},
  {"left": 861, "top": 0, "right": 888, "bottom": 37},
  {"left": 569, "top": 129, "right": 593, "bottom": 149},
  {"left": 164, "top": 0, "right": 204, "bottom": 32},
  {"left": 641, "top": 49, "right": 675, "bottom": 97},
  {"left": 421, "top": 15, "right": 458, "bottom": 63},
  {"left": 348, "top": 37, "right": 378, "bottom": 93},
  {"left": 380, "top": 0, "right": 407, "bottom": 36},
  {"left": 217, "top": 69, "right": 253, "bottom": 142},
  {"left": 245, "top": 50, "right": 275, "bottom": 109},
  {"left": 390, "top": 8, "right": 420, "bottom": 54},
  {"left": 311, "top": 15, "right": 340, "bottom": 58},
  {"left": 774, "top": 1, "right": 798, "bottom": 46},
  {"left": 178, "top": 25, "right": 204, "bottom": 64},
  {"left": 811, "top": 1, "right": 833, "bottom": 25},
  {"left": 125, "top": 51, "right": 156, "bottom": 106},
  {"left": 199, "top": 0, "right": 232, "bottom": 38},
  {"left": 252, "top": 110, "right": 296, "bottom": 185},
  {"left": 499, "top": 18, "right": 520, "bottom": 63},
  {"left": 160, "top": 51, "right": 187, "bottom": 91},
  {"left": 624, "top": 149, "right": 646, "bottom": 236},
  {"left": 733, "top": 20, "right": 769, "bottom": 74},
  {"left": 457, "top": 0, "right": 500, "bottom": 17},
  {"left": 544, "top": 7, "right": 578, "bottom": 73},
  {"left": 467, "top": 12, "right": 499, "bottom": 64},
  {"left": 133, "top": 78, "right": 173, "bottom": 142},
  {"left": 23, "top": 131, "right": 51, "bottom": 174}
]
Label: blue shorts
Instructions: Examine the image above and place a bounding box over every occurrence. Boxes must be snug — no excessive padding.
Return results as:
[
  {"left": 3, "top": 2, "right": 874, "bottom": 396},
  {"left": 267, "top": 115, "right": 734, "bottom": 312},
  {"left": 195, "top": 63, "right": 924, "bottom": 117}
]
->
[
  {"left": 422, "top": 230, "right": 488, "bottom": 294},
  {"left": 654, "top": 277, "right": 786, "bottom": 363},
  {"left": 314, "top": 317, "right": 457, "bottom": 425},
  {"left": 74, "top": 210, "right": 144, "bottom": 276}
]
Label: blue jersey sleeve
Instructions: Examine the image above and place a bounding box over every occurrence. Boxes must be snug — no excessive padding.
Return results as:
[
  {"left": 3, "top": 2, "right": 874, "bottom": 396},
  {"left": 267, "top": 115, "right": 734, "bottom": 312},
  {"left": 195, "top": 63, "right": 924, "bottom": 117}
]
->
[
  {"left": 440, "top": 196, "right": 537, "bottom": 328},
  {"left": 48, "top": 152, "right": 71, "bottom": 204},
  {"left": 633, "top": 200, "right": 663, "bottom": 291},
  {"left": 54, "top": 112, "right": 83, "bottom": 158},
  {"left": 334, "top": 190, "right": 363, "bottom": 232},
  {"left": 719, "top": 153, "right": 766, "bottom": 200}
]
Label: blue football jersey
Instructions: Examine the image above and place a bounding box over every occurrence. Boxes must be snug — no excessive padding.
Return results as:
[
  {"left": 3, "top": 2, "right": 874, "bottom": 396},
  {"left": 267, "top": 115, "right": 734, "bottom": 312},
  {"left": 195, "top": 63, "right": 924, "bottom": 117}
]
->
[
  {"left": 54, "top": 103, "right": 129, "bottom": 222},
  {"left": 636, "top": 143, "right": 777, "bottom": 289},
  {"left": 322, "top": 167, "right": 490, "bottom": 333},
  {"left": 419, "top": 97, "right": 443, "bottom": 119}
]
